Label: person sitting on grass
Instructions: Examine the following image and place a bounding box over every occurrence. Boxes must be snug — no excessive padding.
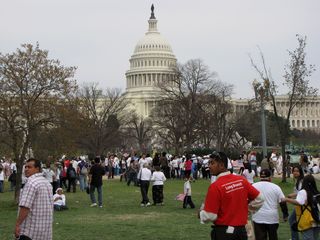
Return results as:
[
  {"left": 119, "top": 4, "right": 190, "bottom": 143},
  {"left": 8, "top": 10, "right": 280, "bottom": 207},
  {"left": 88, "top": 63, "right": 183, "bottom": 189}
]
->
[
  {"left": 53, "top": 188, "right": 68, "bottom": 211},
  {"left": 183, "top": 176, "right": 195, "bottom": 209}
]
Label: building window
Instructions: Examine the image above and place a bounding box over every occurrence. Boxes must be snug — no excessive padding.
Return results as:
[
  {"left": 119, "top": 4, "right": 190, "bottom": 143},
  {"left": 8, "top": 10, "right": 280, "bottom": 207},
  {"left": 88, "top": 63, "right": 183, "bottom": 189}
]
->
[
  {"left": 297, "top": 120, "right": 300, "bottom": 128},
  {"left": 292, "top": 120, "right": 295, "bottom": 127}
]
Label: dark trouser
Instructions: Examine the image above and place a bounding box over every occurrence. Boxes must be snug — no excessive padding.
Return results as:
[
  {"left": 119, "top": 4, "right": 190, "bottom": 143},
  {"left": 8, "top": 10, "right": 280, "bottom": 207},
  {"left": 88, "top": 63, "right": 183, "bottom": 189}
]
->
[
  {"left": 253, "top": 222, "right": 279, "bottom": 240},
  {"left": 183, "top": 195, "right": 195, "bottom": 208},
  {"left": 54, "top": 205, "right": 68, "bottom": 211},
  {"left": 140, "top": 180, "right": 150, "bottom": 204},
  {"left": 185, "top": 170, "right": 191, "bottom": 179},
  {"left": 60, "top": 177, "right": 67, "bottom": 188},
  {"left": 127, "top": 171, "right": 137, "bottom": 186},
  {"left": 67, "top": 178, "right": 76, "bottom": 192},
  {"left": 17, "top": 235, "right": 32, "bottom": 240},
  {"left": 152, "top": 185, "right": 164, "bottom": 204},
  {"left": 211, "top": 225, "right": 247, "bottom": 240}
]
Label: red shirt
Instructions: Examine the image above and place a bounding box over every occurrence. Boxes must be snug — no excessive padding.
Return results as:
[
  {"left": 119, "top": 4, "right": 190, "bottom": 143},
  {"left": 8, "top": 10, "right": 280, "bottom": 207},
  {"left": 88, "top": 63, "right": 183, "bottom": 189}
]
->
[
  {"left": 185, "top": 160, "right": 192, "bottom": 171},
  {"left": 204, "top": 173, "right": 259, "bottom": 226}
]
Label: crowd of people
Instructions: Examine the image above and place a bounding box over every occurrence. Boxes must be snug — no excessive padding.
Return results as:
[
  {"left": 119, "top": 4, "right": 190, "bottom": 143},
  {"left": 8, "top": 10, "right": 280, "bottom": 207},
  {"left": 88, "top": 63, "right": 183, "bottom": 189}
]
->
[{"left": 1, "top": 149, "right": 320, "bottom": 240}]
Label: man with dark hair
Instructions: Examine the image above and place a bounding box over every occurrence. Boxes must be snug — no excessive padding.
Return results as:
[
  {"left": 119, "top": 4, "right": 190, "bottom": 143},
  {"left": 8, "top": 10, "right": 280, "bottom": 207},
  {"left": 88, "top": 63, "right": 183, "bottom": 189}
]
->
[
  {"left": 15, "top": 158, "right": 53, "bottom": 240},
  {"left": 252, "top": 169, "right": 288, "bottom": 240},
  {"left": 199, "top": 152, "right": 264, "bottom": 240},
  {"left": 89, "top": 157, "right": 105, "bottom": 207}
]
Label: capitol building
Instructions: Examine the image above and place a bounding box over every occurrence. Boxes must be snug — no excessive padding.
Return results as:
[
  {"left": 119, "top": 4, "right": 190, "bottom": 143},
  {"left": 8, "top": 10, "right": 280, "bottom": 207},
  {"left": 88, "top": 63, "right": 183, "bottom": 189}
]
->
[{"left": 123, "top": 5, "right": 320, "bottom": 132}]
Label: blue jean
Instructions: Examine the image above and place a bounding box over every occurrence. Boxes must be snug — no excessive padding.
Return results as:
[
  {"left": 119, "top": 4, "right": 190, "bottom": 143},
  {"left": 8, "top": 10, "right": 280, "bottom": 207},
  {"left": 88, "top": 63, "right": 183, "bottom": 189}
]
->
[
  {"left": 90, "top": 185, "right": 102, "bottom": 206},
  {"left": 301, "top": 227, "right": 320, "bottom": 240},
  {"left": 79, "top": 174, "right": 87, "bottom": 191},
  {"left": 289, "top": 208, "right": 300, "bottom": 240}
]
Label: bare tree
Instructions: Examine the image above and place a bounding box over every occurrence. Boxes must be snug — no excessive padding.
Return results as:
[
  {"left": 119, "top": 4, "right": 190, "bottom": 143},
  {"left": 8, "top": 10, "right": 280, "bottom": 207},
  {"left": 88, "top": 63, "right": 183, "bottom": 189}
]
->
[
  {"left": 122, "top": 113, "right": 153, "bottom": 152},
  {"left": 155, "top": 59, "right": 218, "bottom": 151},
  {"left": 198, "top": 82, "right": 234, "bottom": 151},
  {"left": 0, "top": 43, "right": 77, "bottom": 202},
  {"left": 250, "top": 35, "right": 317, "bottom": 182},
  {"left": 77, "top": 83, "right": 127, "bottom": 155}
]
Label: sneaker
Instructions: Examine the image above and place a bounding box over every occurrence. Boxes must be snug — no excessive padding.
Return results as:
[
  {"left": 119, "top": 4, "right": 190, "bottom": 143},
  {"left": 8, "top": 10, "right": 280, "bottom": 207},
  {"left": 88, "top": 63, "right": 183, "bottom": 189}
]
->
[
  {"left": 99, "top": 205, "right": 103, "bottom": 208},
  {"left": 140, "top": 203, "right": 145, "bottom": 207},
  {"left": 160, "top": 202, "right": 164, "bottom": 206},
  {"left": 90, "top": 203, "right": 97, "bottom": 207},
  {"left": 146, "top": 202, "right": 151, "bottom": 207}
]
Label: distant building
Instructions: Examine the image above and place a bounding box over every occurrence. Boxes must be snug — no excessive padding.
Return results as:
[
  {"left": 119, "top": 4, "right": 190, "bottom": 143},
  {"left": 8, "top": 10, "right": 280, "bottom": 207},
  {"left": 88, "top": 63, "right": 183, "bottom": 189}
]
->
[
  {"left": 123, "top": 6, "right": 320, "bottom": 133},
  {"left": 123, "top": 5, "right": 177, "bottom": 117},
  {"left": 231, "top": 96, "right": 320, "bottom": 132}
]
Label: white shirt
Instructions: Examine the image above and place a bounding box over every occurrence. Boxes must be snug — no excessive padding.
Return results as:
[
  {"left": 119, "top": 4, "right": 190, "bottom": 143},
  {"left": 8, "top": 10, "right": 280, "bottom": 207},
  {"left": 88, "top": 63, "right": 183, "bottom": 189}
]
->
[
  {"left": 42, "top": 168, "right": 55, "bottom": 183},
  {"left": 151, "top": 171, "right": 166, "bottom": 185},
  {"left": 53, "top": 193, "right": 66, "bottom": 206},
  {"left": 252, "top": 181, "right": 285, "bottom": 224},
  {"left": 242, "top": 169, "right": 255, "bottom": 184},
  {"left": 184, "top": 180, "right": 192, "bottom": 196},
  {"left": 138, "top": 167, "right": 152, "bottom": 181},
  {"left": 0, "top": 170, "right": 4, "bottom": 181},
  {"left": 296, "top": 189, "right": 307, "bottom": 205}
]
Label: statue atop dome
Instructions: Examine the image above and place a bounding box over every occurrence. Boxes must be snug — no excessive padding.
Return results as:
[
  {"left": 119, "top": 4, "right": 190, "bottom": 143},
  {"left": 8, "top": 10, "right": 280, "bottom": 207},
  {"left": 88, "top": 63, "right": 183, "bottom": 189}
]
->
[{"left": 150, "top": 4, "right": 156, "bottom": 19}]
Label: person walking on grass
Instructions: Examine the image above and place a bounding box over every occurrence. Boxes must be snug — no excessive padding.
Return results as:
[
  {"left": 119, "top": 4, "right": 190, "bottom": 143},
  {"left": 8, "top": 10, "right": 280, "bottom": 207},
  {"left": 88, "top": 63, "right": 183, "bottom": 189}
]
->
[
  {"left": 89, "top": 157, "right": 105, "bottom": 208},
  {"left": 151, "top": 166, "right": 166, "bottom": 205},
  {"left": 137, "top": 163, "right": 152, "bottom": 207},
  {"left": 183, "top": 176, "right": 195, "bottom": 209},
  {"left": 15, "top": 158, "right": 53, "bottom": 240}
]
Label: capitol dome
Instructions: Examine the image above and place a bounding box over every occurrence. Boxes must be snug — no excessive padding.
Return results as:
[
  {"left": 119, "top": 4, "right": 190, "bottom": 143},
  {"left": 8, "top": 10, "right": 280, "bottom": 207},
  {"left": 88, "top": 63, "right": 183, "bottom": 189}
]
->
[{"left": 124, "top": 5, "right": 177, "bottom": 118}]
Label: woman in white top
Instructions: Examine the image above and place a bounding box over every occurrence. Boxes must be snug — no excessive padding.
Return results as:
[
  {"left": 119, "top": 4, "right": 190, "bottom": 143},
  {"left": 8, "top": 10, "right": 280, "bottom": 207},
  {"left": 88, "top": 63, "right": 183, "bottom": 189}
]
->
[
  {"left": 286, "top": 174, "right": 320, "bottom": 239},
  {"left": 242, "top": 163, "right": 255, "bottom": 184},
  {"left": 151, "top": 166, "right": 166, "bottom": 205},
  {"left": 287, "top": 165, "right": 304, "bottom": 240}
]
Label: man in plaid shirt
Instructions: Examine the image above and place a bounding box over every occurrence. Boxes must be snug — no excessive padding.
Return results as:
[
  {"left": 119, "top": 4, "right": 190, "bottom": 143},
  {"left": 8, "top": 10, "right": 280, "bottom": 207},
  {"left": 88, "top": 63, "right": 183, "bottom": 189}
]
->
[{"left": 15, "top": 158, "right": 53, "bottom": 240}]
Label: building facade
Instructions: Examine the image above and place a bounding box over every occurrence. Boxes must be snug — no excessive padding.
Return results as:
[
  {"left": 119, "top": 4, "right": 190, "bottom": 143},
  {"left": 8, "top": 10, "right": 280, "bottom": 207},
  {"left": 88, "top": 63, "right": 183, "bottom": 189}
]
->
[{"left": 231, "top": 96, "right": 320, "bottom": 132}]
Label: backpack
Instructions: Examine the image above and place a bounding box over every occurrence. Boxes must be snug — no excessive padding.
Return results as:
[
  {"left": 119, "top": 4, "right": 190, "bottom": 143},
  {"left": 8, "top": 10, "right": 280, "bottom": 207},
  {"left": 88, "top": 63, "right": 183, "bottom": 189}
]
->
[
  {"left": 311, "top": 193, "right": 320, "bottom": 223},
  {"left": 80, "top": 166, "right": 88, "bottom": 175},
  {"left": 69, "top": 168, "right": 76, "bottom": 179}
]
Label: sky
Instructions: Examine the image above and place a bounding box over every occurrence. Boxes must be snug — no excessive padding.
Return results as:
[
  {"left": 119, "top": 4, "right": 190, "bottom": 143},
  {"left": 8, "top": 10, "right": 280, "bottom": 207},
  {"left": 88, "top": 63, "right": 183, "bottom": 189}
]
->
[{"left": 1, "top": 0, "right": 319, "bottom": 99}]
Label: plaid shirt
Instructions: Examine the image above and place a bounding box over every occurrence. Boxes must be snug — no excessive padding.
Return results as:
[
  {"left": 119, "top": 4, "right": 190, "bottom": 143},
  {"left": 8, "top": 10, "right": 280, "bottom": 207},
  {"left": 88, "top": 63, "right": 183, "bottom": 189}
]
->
[{"left": 19, "top": 172, "right": 53, "bottom": 240}]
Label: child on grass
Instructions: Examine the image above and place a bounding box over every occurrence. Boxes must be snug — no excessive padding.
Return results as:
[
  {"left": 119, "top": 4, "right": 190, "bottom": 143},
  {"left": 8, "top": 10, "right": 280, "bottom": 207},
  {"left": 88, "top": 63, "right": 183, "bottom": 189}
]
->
[{"left": 183, "top": 176, "right": 195, "bottom": 209}]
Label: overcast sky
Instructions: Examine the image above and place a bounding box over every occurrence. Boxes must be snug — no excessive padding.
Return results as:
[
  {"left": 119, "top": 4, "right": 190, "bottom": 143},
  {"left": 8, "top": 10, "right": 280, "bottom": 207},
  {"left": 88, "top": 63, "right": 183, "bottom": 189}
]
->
[{"left": 1, "top": 0, "right": 319, "bottom": 98}]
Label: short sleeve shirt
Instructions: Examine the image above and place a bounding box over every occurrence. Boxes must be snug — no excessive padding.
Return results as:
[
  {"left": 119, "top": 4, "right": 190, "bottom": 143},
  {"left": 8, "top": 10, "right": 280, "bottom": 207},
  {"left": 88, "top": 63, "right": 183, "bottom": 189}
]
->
[
  {"left": 19, "top": 173, "right": 53, "bottom": 240},
  {"left": 252, "top": 181, "right": 285, "bottom": 224},
  {"left": 204, "top": 173, "right": 259, "bottom": 226}
]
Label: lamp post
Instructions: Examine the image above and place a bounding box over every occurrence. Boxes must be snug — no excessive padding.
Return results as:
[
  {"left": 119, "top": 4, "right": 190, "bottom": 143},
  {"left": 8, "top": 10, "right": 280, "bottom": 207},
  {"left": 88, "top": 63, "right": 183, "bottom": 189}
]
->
[{"left": 252, "top": 79, "right": 270, "bottom": 158}]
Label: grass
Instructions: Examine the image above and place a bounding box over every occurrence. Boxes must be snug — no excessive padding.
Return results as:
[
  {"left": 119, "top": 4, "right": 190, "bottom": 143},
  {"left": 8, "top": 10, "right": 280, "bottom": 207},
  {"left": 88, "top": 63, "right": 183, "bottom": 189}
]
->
[{"left": 0, "top": 177, "right": 297, "bottom": 240}]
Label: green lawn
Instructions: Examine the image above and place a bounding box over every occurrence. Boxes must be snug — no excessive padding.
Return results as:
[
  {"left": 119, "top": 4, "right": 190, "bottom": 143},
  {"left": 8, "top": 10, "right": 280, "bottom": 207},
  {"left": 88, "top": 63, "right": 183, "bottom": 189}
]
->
[{"left": 0, "top": 177, "right": 296, "bottom": 240}]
